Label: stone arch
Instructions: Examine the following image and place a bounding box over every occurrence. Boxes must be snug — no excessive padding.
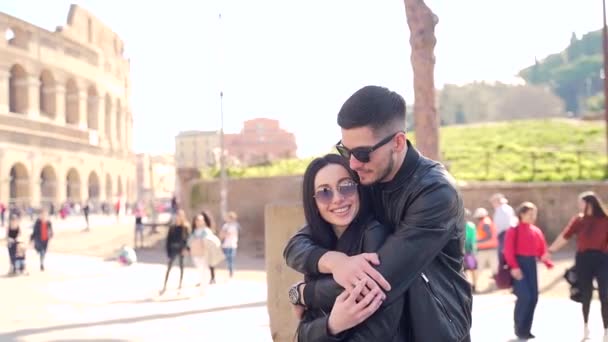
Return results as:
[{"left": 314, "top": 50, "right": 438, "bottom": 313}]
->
[
  {"left": 65, "top": 168, "right": 81, "bottom": 202},
  {"left": 105, "top": 173, "right": 113, "bottom": 200},
  {"left": 87, "top": 85, "right": 99, "bottom": 130},
  {"left": 116, "top": 99, "right": 122, "bottom": 145},
  {"left": 39, "top": 70, "right": 56, "bottom": 118},
  {"left": 65, "top": 78, "right": 79, "bottom": 125},
  {"left": 9, "top": 64, "right": 28, "bottom": 114},
  {"left": 9, "top": 162, "right": 30, "bottom": 206},
  {"left": 117, "top": 175, "right": 123, "bottom": 197},
  {"left": 88, "top": 171, "right": 100, "bottom": 201},
  {"left": 104, "top": 93, "right": 112, "bottom": 145},
  {"left": 40, "top": 165, "right": 57, "bottom": 206}
]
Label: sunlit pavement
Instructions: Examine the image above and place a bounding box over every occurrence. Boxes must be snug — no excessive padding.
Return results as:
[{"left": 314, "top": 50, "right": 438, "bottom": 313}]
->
[
  {"left": 1, "top": 251, "right": 606, "bottom": 342},
  {"left": 0, "top": 252, "right": 271, "bottom": 342}
]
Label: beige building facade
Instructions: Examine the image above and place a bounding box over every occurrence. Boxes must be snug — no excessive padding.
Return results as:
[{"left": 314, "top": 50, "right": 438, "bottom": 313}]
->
[
  {"left": 136, "top": 153, "right": 176, "bottom": 200},
  {"left": 175, "top": 130, "right": 219, "bottom": 170},
  {"left": 0, "top": 5, "right": 135, "bottom": 208}
]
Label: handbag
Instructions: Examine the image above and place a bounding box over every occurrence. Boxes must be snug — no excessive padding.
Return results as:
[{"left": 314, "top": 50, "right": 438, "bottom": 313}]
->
[
  {"left": 565, "top": 265, "right": 585, "bottom": 303},
  {"left": 464, "top": 253, "right": 478, "bottom": 270},
  {"left": 494, "top": 226, "right": 518, "bottom": 289},
  {"left": 494, "top": 258, "right": 513, "bottom": 289}
]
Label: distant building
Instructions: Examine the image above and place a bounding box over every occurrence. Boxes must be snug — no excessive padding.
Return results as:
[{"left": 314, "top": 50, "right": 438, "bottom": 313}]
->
[
  {"left": 175, "top": 130, "right": 219, "bottom": 169},
  {"left": 135, "top": 154, "right": 176, "bottom": 200},
  {"left": 225, "top": 118, "right": 297, "bottom": 166}
]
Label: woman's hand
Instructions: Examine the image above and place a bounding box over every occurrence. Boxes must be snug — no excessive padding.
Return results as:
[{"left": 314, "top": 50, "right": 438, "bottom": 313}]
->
[
  {"left": 291, "top": 304, "right": 305, "bottom": 320},
  {"left": 327, "top": 279, "right": 384, "bottom": 336}
]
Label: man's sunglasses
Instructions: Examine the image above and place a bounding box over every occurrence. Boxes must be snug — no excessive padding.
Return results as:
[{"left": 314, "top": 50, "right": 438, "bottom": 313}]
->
[
  {"left": 314, "top": 180, "right": 358, "bottom": 205},
  {"left": 335, "top": 131, "right": 404, "bottom": 163}
]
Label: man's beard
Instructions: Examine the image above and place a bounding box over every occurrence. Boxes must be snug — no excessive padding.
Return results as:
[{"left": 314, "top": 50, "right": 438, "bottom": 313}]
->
[{"left": 374, "top": 154, "right": 395, "bottom": 185}]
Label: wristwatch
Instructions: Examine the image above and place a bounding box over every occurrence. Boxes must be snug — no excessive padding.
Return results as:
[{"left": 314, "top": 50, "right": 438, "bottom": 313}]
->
[{"left": 288, "top": 281, "right": 306, "bottom": 306}]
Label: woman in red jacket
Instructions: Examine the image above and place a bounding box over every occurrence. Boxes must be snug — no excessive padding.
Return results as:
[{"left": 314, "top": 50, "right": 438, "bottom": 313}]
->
[
  {"left": 549, "top": 191, "right": 608, "bottom": 341},
  {"left": 503, "top": 202, "right": 553, "bottom": 340}
]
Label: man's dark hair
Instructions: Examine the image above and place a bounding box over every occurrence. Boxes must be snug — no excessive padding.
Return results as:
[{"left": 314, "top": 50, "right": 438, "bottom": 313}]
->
[{"left": 337, "top": 85, "right": 406, "bottom": 135}]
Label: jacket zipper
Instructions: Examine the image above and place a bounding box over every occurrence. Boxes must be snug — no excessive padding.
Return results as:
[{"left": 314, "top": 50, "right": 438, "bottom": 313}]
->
[{"left": 421, "top": 273, "right": 452, "bottom": 323}]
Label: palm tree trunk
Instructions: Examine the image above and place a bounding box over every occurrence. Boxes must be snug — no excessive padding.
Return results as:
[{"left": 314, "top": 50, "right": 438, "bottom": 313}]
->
[{"left": 404, "top": 0, "right": 440, "bottom": 161}]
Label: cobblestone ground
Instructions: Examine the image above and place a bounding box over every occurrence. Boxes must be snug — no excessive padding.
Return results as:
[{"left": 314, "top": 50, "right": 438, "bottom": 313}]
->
[{"left": 1, "top": 224, "right": 605, "bottom": 341}]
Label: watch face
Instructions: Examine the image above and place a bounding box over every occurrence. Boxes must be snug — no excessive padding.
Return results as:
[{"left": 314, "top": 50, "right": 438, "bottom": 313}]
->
[{"left": 288, "top": 286, "right": 299, "bottom": 305}]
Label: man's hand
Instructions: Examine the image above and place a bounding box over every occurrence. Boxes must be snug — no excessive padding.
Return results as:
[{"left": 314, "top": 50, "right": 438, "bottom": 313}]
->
[
  {"left": 320, "top": 252, "right": 391, "bottom": 293},
  {"left": 291, "top": 304, "right": 305, "bottom": 320},
  {"left": 510, "top": 268, "right": 523, "bottom": 280},
  {"left": 327, "top": 279, "right": 384, "bottom": 336}
]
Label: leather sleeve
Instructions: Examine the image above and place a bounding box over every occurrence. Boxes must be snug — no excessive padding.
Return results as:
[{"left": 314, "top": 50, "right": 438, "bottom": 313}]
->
[
  {"left": 301, "top": 222, "right": 389, "bottom": 311},
  {"left": 283, "top": 225, "right": 329, "bottom": 276},
  {"left": 30, "top": 220, "right": 39, "bottom": 241},
  {"left": 304, "top": 276, "right": 343, "bottom": 313},
  {"left": 340, "top": 298, "right": 405, "bottom": 341},
  {"left": 375, "top": 180, "right": 461, "bottom": 306},
  {"left": 297, "top": 316, "right": 349, "bottom": 342}
]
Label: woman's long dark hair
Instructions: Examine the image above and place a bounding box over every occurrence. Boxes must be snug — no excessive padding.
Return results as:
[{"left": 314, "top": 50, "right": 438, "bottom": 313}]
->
[
  {"left": 302, "top": 154, "right": 371, "bottom": 250},
  {"left": 580, "top": 191, "right": 608, "bottom": 218},
  {"left": 201, "top": 210, "right": 216, "bottom": 233}
]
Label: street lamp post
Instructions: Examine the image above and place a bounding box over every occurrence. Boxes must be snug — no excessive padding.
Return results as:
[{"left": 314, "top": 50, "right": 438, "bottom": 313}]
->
[{"left": 219, "top": 91, "right": 227, "bottom": 220}]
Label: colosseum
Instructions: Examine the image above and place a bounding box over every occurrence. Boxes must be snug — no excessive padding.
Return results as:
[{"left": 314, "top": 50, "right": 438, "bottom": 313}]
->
[{"left": 0, "top": 5, "right": 135, "bottom": 211}]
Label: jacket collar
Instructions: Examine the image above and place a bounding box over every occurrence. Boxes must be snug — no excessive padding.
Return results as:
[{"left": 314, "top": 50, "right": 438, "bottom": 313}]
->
[{"left": 382, "top": 139, "right": 421, "bottom": 191}]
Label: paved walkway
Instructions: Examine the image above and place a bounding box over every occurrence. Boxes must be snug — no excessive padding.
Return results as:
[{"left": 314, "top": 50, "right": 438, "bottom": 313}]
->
[
  {"left": 0, "top": 252, "right": 271, "bottom": 342},
  {"left": 2, "top": 251, "right": 607, "bottom": 341}
]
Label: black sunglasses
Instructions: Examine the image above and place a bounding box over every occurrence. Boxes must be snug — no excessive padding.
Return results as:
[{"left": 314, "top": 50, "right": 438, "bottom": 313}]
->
[
  {"left": 314, "top": 179, "right": 358, "bottom": 205},
  {"left": 335, "top": 131, "right": 404, "bottom": 163}
]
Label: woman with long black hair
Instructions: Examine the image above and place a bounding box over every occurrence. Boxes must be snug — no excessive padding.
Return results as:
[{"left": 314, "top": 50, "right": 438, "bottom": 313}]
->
[
  {"left": 160, "top": 209, "right": 190, "bottom": 295},
  {"left": 284, "top": 154, "right": 405, "bottom": 341},
  {"left": 550, "top": 191, "right": 608, "bottom": 341}
]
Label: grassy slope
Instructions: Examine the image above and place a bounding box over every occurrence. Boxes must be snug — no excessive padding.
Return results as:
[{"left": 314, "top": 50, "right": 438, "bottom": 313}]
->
[{"left": 217, "top": 119, "right": 607, "bottom": 182}]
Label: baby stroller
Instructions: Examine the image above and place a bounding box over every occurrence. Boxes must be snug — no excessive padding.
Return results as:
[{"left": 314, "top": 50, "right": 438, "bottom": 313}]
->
[{"left": 13, "top": 241, "right": 27, "bottom": 275}]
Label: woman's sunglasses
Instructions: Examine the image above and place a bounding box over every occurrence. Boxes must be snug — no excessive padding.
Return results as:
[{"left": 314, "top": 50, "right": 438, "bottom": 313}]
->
[
  {"left": 335, "top": 131, "right": 404, "bottom": 163},
  {"left": 314, "top": 180, "right": 358, "bottom": 204}
]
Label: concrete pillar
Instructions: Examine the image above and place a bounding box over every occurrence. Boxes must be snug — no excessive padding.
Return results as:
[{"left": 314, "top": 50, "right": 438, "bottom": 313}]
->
[
  {"left": 265, "top": 202, "right": 305, "bottom": 342},
  {"left": 29, "top": 155, "right": 40, "bottom": 207},
  {"left": 116, "top": 102, "right": 123, "bottom": 150},
  {"left": 25, "top": 75, "right": 40, "bottom": 118},
  {"left": 0, "top": 150, "right": 7, "bottom": 207},
  {"left": 97, "top": 96, "right": 106, "bottom": 146},
  {"left": 106, "top": 99, "right": 115, "bottom": 150},
  {"left": 0, "top": 66, "right": 9, "bottom": 114},
  {"left": 78, "top": 90, "right": 87, "bottom": 130},
  {"left": 55, "top": 171, "right": 66, "bottom": 206},
  {"left": 127, "top": 111, "right": 133, "bottom": 151},
  {"left": 88, "top": 95, "right": 100, "bottom": 130},
  {"left": 54, "top": 84, "right": 66, "bottom": 125}
]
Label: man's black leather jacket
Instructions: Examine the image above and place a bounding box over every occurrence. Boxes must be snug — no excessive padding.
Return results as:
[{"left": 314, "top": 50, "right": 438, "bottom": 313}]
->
[
  {"left": 284, "top": 141, "right": 473, "bottom": 342},
  {"left": 296, "top": 220, "right": 407, "bottom": 342}
]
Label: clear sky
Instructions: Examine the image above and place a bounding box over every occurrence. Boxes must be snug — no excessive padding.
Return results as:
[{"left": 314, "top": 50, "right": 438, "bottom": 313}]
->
[{"left": 0, "top": 0, "right": 601, "bottom": 157}]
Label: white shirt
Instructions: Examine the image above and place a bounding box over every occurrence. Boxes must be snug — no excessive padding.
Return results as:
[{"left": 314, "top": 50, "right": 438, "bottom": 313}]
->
[
  {"left": 221, "top": 222, "right": 240, "bottom": 248},
  {"left": 493, "top": 203, "right": 517, "bottom": 234}
]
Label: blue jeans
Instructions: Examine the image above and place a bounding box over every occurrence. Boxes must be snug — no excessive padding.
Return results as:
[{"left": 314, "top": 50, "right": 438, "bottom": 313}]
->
[
  {"left": 7, "top": 243, "right": 16, "bottom": 273},
  {"left": 513, "top": 255, "right": 538, "bottom": 338},
  {"left": 223, "top": 247, "right": 237, "bottom": 277},
  {"left": 35, "top": 240, "right": 48, "bottom": 269}
]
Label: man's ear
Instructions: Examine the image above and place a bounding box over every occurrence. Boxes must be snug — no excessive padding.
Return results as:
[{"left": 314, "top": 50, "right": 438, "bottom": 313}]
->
[{"left": 394, "top": 132, "right": 407, "bottom": 153}]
